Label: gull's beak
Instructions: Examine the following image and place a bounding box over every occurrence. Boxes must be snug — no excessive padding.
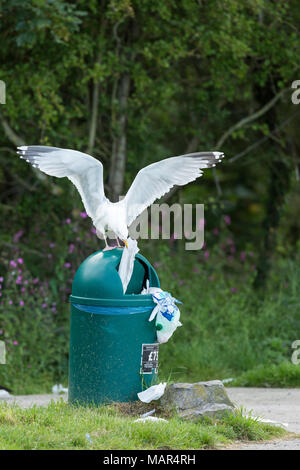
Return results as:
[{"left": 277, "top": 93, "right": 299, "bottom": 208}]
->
[{"left": 123, "top": 239, "right": 128, "bottom": 248}]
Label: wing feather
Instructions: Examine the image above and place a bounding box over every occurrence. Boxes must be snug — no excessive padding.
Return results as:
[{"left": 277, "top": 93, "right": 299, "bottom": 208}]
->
[
  {"left": 17, "top": 146, "right": 106, "bottom": 220},
  {"left": 123, "top": 151, "right": 224, "bottom": 226}
]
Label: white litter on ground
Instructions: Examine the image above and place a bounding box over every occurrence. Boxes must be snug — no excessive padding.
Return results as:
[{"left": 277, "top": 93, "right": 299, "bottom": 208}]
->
[
  {"left": 52, "top": 384, "right": 68, "bottom": 394},
  {"left": 137, "top": 382, "right": 166, "bottom": 403},
  {"left": 0, "top": 390, "right": 11, "bottom": 398},
  {"left": 134, "top": 416, "right": 168, "bottom": 423}
]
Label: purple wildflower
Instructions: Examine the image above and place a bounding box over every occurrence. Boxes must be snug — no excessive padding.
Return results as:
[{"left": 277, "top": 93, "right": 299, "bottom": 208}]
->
[
  {"left": 224, "top": 215, "right": 231, "bottom": 225},
  {"left": 8, "top": 300, "right": 13, "bottom": 305},
  {"left": 10, "top": 260, "right": 17, "bottom": 268},
  {"left": 240, "top": 251, "right": 246, "bottom": 262},
  {"left": 17, "top": 258, "right": 23, "bottom": 265},
  {"left": 0, "top": 277, "right": 3, "bottom": 282},
  {"left": 13, "top": 230, "right": 24, "bottom": 243},
  {"left": 65, "top": 218, "right": 71, "bottom": 224},
  {"left": 68, "top": 244, "right": 75, "bottom": 254},
  {"left": 80, "top": 211, "right": 88, "bottom": 218},
  {"left": 204, "top": 250, "right": 210, "bottom": 260},
  {"left": 213, "top": 228, "right": 219, "bottom": 235},
  {"left": 19, "top": 300, "right": 24, "bottom": 306},
  {"left": 13, "top": 341, "right": 18, "bottom": 346},
  {"left": 64, "top": 262, "right": 71, "bottom": 268},
  {"left": 42, "top": 303, "right": 47, "bottom": 309}
]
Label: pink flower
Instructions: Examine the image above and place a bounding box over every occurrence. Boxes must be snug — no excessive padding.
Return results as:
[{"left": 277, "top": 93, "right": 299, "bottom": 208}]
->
[
  {"left": 49, "top": 243, "right": 56, "bottom": 248},
  {"left": 13, "top": 341, "right": 18, "bottom": 345},
  {"left": 204, "top": 250, "right": 210, "bottom": 259},
  {"left": 8, "top": 300, "right": 13, "bottom": 305},
  {"left": 33, "top": 278, "right": 39, "bottom": 284},
  {"left": 17, "top": 258, "right": 23, "bottom": 265},
  {"left": 224, "top": 215, "right": 231, "bottom": 225},
  {"left": 10, "top": 260, "right": 17, "bottom": 268},
  {"left": 16, "top": 276, "right": 22, "bottom": 285},
  {"left": 213, "top": 228, "right": 219, "bottom": 235},
  {"left": 240, "top": 251, "right": 246, "bottom": 262},
  {"left": 68, "top": 244, "right": 75, "bottom": 254},
  {"left": 13, "top": 230, "right": 24, "bottom": 243},
  {"left": 64, "top": 262, "right": 71, "bottom": 268},
  {"left": 0, "top": 330, "right": 2, "bottom": 334},
  {"left": 80, "top": 211, "right": 88, "bottom": 218},
  {"left": 0, "top": 277, "right": 3, "bottom": 282},
  {"left": 21, "top": 287, "right": 26, "bottom": 293},
  {"left": 65, "top": 218, "right": 71, "bottom": 224},
  {"left": 42, "top": 303, "right": 47, "bottom": 309},
  {"left": 91, "top": 228, "right": 97, "bottom": 235},
  {"left": 230, "top": 287, "right": 237, "bottom": 293},
  {"left": 19, "top": 300, "right": 24, "bottom": 306}
]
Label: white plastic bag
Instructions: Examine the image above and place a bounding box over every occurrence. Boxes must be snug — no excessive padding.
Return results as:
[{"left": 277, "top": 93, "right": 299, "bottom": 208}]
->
[
  {"left": 137, "top": 382, "right": 166, "bottom": 403},
  {"left": 118, "top": 238, "right": 139, "bottom": 293}
]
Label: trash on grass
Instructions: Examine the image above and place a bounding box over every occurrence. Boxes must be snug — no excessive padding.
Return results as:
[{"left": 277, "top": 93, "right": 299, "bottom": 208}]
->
[
  {"left": 134, "top": 416, "right": 168, "bottom": 423},
  {"left": 0, "top": 389, "right": 11, "bottom": 398},
  {"left": 137, "top": 382, "right": 166, "bottom": 403},
  {"left": 52, "top": 384, "right": 68, "bottom": 394},
  {"left": 85, "top": 433, "right": 93, "bottom": 444},
  {"left": 140, "top": 408, "right": 156, "bottom": 418},
  {"left": 118, "top": 238, "right": 139, "bottom": 293},
  {"left": 222, "top": 378, "right": 234, "bottom": 384}
]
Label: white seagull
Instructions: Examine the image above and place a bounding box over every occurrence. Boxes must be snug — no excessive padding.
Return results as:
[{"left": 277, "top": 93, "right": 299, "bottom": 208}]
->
[{"left": 17, "top": 146, "right": 224, "bottom": 249}]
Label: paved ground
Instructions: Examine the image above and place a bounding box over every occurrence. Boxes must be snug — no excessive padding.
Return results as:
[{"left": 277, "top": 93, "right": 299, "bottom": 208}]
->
[
  {"left": 225, "top": 387, "right": 300, "bottom": 450},
  {"left": 1, "top": 387, "right": 300, "bottom": 450}
]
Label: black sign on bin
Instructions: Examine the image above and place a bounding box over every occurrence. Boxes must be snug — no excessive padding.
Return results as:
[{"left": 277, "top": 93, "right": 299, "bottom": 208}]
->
[{"left": 140, "top": 343, "right": 159, "bottom": 374}]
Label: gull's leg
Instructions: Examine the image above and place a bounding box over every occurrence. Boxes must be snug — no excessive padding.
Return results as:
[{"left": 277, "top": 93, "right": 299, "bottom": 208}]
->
[
  {"left": 116, "top": 237, "right": 121, "bottom": 248},
  {"left": 103, "top": 233, "right": 116, "bottom": 251}
]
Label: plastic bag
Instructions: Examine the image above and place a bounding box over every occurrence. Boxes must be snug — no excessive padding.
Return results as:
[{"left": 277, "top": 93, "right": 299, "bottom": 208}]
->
[
  {"left": 147, "top": 289, "right": 182, "bottom": 344},
  {"left": 137, "top": 382, "right": 166, "bottom": 403},
  {"left": 118, "top": 238, "right": 139, "bottom": 293}
]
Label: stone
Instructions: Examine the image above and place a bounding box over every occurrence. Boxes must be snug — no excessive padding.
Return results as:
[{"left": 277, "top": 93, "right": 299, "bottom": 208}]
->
[{"left": 159, "top": 380, "right": 235, "bottom": 420}]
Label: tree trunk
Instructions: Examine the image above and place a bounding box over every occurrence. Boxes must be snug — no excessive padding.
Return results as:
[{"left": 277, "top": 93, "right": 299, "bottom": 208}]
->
[{"left": 109, "top": 72, "right": 131, "bottom": 201}]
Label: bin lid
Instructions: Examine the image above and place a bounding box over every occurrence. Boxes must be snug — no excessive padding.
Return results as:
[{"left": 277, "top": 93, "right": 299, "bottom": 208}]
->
[{"left": 69, "top": 248, "right": 160, "bottom": 307}]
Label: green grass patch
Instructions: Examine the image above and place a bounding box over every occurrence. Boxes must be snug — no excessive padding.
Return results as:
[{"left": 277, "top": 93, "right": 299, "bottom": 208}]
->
[
  {"left": 0, "top": 400, "right": 285, "bottom": 450},
  {"left": 232, "top": 362, "right": 300, "bottom": 387}
]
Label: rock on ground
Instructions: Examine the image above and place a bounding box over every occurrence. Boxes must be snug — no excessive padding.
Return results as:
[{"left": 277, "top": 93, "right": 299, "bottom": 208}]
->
[{"left": 159, "top": 380, "right": 235, "bottom": 419}]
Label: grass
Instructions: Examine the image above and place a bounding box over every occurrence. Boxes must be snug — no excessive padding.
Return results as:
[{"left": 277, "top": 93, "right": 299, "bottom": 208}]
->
[
  {"left": 0, "top": 399, "right": 286, "bottom": 450},
  {"left": 232, "top": 362, "right": 300, "bottom": 387}
]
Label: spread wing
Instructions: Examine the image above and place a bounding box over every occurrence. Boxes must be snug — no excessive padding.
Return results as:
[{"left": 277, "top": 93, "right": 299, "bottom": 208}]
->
[
  {"left": 17, "top": 146, "right": 106, "bottom": 221},
  {"left": 123, "top": 151, "right": 224, "bottom": 226}
]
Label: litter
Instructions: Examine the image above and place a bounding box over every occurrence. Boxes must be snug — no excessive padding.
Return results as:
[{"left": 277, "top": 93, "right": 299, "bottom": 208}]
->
[
  {"left": 222, "top": 378, "right": 234, "bottom": 384},
  {"left": 118, "top": 238, "right": 139, "bottom": 293},
  {"left": 140, "top": 408, "right": 156, "bottom": 418},
  {"left": 146, "top": 289, "right": 182, "bottom": 343},
  {"left": 137, "top": 382, "right": 166, "bottom": 403},
  {"left": 0, "top": 389, "right": 11, "bottom": 398},
  {"left": 134, "top": 416, "right": 168, "bottom": 423},
  {"left": 52, "top": 384, "right": 68, "bottom": 394},
  {"left": 85, "top": 433, "right": 93, "bottom": 444}
]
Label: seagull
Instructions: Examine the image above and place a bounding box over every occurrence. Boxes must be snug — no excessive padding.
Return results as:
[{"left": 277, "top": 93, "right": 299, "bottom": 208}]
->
[{"left": 17, "top": 146, "right": 224, "bottom": 249}]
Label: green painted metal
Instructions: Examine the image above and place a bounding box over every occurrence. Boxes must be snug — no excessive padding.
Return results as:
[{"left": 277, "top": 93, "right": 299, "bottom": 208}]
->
[{"left": 68, "top": 248, "right": 160, "bottom": 405}]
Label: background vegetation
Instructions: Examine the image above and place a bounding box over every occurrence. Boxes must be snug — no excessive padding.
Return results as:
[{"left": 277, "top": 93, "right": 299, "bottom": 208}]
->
[{"left": 0, "top": 0, "right": 300, "bottom": 393}]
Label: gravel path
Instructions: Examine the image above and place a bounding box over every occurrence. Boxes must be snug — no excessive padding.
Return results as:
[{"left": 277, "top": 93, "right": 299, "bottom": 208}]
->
[{"left": 1, "top": 387, "right": 300, "bottom": 449}]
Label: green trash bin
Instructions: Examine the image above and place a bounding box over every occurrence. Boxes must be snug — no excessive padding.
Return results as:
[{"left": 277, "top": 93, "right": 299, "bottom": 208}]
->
[{"left": 68, "top": 248, "right": 160, "bottom": 405}]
